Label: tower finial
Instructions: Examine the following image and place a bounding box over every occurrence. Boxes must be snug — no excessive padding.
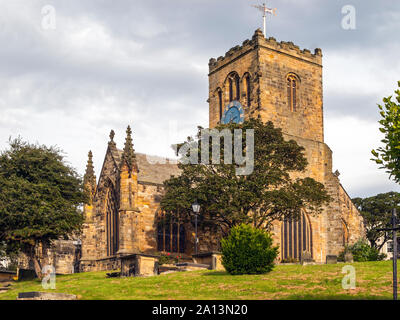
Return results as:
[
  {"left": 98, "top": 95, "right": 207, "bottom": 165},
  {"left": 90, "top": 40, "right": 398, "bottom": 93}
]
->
[
  {"left": 121, "top": 125, "right": 136, "bottom": 174},
  {"left": 84, "top": 150, "right": 96, "bottom": 191},
  {"left": 109, "top": 129, "right": 116, "bottom": 147}
]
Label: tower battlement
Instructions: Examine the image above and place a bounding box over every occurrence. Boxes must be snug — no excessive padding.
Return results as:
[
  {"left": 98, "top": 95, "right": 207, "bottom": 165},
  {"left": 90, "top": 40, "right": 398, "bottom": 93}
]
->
[
  {"left": 209, "top": 29, "right": 322, "bottom": 74},
  {"left": 208, "top": 29, "right": 324, "bottom": 142}
]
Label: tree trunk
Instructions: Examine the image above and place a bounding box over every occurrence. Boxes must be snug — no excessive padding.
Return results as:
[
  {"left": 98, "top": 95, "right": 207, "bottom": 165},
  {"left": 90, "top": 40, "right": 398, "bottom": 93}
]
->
[
  {"left": 377, "top": 238, "right": 388, "bottom": 252},
  {"left": 26, "top": 245, "right": 43, "bottom": 280},
  {"left": 32, "top": 256, "right": 43, "bottom": 280}
]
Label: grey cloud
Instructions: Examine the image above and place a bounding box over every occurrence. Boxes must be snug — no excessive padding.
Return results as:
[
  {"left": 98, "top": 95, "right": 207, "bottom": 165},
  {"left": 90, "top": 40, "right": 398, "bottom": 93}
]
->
[{"left": 0, "top": 0, "right": 399, "bottom": 198}]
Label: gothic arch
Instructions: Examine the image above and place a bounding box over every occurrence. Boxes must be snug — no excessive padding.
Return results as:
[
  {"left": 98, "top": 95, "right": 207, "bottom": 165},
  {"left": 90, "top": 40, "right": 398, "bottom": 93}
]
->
[
  {"left": 286, "top": 73, "right": 300, "bottom": 112},
  {"left": 104, "top": 178, "right": 119, "bottom": 256},
  {"left": 242, "top": 72, "right": 252, "bottom": 107},
  {"left": 215, "top": 87, "right": 223, "bottom": 121},
  {"left": 224, "top": 72, "right": 240, "bottom": 103},
  {"left": 156, "top": 211, "right": 186, "bottom": 254},
  {"left": 281, "top": 211, "right": 313, "bottom": 261}
]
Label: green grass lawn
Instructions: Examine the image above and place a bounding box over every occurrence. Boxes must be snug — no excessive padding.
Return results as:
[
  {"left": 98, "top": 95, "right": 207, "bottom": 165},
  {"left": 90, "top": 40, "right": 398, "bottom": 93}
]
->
[{"left": 0, "top": 260, "right": 395, "bottom": 300}]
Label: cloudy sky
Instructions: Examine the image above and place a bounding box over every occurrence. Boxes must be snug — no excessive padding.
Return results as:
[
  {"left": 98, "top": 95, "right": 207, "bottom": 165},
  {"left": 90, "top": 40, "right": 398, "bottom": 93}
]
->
[{"left": 0, "top": 0, "right": 399, "bottom": 198}]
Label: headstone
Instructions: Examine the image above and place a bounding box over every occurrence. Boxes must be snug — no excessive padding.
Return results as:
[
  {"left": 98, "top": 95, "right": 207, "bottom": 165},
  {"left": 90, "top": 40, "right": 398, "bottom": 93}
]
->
[
  {"left": 344, "top": 252, "right": 354, "bottom": 263},
  {"left": 326, "top": 255, "right": 338, "bottom": 264},
  {"left": 17, "top": 292, "right": 77, "bottom": 300},
  {"left": 17, "top": 268, "right": 36, "bottom": 281},
  {"left": 300, "top": 251, "right": 313, "bottom": 265}
]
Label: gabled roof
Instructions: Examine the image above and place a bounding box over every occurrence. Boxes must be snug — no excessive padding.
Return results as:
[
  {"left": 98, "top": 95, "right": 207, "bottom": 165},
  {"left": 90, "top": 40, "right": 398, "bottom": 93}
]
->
[{"left": 116, "top": 150, "right": 181, "bottom": 185}]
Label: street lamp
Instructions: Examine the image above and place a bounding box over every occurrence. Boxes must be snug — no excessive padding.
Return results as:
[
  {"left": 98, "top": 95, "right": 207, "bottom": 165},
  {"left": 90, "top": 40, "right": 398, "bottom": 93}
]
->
[
  {"left": 192, "top": 200, "right": 201, "bottom": 255},
  {"left": 377, "top": 208, "right": 400, "bottom": 300}
]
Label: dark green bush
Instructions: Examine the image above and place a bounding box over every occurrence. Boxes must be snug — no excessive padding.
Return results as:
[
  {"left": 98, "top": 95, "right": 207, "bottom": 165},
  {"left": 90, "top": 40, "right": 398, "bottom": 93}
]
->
[
  {"left": 221, "top": 224, "right": 279, "bottom": 275},
  {"left": 158, "top": 255, "right": 173, "bottom": 265},
  {"left": 338, "top": 239, "right": 386, "bottom": 262}
]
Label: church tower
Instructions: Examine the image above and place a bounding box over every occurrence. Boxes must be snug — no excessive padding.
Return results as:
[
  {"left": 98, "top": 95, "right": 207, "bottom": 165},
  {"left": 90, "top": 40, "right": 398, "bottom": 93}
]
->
[{"left": 208, "top": 29, "right": 364, "bottom": 263}]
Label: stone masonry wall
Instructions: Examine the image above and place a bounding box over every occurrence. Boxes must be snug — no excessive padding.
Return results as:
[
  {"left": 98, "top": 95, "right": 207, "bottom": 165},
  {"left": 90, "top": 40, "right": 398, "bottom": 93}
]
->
[{"left": 19, "top": 240, "right": 81, "bottom": 275}]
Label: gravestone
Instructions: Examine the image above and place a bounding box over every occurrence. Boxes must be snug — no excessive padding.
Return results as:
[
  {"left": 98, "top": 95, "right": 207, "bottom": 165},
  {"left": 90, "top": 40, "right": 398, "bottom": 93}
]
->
[
  {"left": 17, "top": 292, "right": 77, "bottom": 300},
  {"left": 344, "top": 252, "right": 354, "bottom": 263},
  {"left": 326, "top": 255, "right": 337, "bottom": 264},
  {"left": 192, "top": 252, "right": 224, "bottom": 271},
  {"left": 120, "top": 254, "right": 159, "bottom": 277},
  {"left": 17, "top": 268, "right": 36, "bottom": 281},
  {"left": 300, "top": 251, "right": 314, "bottom": 265}
]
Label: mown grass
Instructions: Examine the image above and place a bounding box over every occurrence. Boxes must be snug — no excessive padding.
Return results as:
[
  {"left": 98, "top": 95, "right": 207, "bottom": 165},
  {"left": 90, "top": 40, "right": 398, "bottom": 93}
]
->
[{"left": 0, "top": 260, "right": 395, "bottom": 300}]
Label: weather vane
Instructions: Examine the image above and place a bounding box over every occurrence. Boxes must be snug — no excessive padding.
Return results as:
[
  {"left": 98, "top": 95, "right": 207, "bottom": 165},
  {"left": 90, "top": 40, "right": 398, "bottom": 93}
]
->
[{"left": 252, "top": 2, "right": 277, "bottom": 37}]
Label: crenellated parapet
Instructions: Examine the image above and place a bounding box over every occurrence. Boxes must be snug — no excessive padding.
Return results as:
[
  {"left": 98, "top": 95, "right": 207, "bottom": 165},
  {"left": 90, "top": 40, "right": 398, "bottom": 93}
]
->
[{"left": 209, "top": 29, "right": 322, "bottom": 74}]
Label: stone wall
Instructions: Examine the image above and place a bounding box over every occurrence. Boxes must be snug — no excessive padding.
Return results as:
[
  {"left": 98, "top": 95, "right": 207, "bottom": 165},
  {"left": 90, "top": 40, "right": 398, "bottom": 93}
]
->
[
  {"left": 18, "top": 240, "right": 81, "bottom": 275},
  {"left": 80, "top": 256, "right": 120, "bottom": 272}
]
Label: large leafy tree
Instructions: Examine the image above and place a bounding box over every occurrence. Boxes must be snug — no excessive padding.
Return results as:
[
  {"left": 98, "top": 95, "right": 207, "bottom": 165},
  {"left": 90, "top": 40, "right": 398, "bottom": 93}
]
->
[
  {"left": 161, "top": 119, "right": 331, "bottom": 234},
  {"left": 0, "top": 138, "right": 86, "bottom": 278},
  {"left": 352, "top": 192, "right": 400, "bottom": 250},
  {"left": 372, "top": 81, "right": 400, "bottom": 182}
]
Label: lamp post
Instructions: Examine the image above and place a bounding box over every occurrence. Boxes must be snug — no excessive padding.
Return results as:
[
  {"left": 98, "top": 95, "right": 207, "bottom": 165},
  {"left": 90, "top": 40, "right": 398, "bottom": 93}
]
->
[
  {"left": 192, "top": 200, "right": 201, "bottom": 255},
  {"left": 377, "top": 207, "right": 399, "bottom": 300},
  {"left": 393, "top": 208, "right": 398, "bottom": 301}
]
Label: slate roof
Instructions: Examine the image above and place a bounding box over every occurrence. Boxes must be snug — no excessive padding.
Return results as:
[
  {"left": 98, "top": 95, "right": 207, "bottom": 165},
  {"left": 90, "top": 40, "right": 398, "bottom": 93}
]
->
[{"left": 115, "top": 150, "right": 181, "bottom": 185}]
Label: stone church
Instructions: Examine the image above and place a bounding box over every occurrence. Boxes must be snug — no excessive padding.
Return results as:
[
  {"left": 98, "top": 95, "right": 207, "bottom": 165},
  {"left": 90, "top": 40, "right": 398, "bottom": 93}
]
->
[
  {"left": 78, "top": 29, "right": 364, "bottom": 272},
  {"left": 20, "top": 29, "right": 365, "bottom": 274}
]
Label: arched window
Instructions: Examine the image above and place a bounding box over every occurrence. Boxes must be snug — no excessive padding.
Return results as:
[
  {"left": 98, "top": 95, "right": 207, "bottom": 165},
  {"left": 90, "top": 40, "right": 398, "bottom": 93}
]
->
[
  {"left": 179, "top": 224, "right": 185, "bottom": 254},
  {"left": 157, "top": 224, "right": 164, "bottom": 252},
  {"left": 229, "top": 78, "right": 233, "bottom": 102},
  {"left": 227, "top": 73, "right": 240, "bottom": 102},
  {"left": 165, "top": 223, "right": 171, "bottom": 252},
  {"left": 172, "top": 223, "right": 178, "bottom": 252},
  {"left": 217, "top": 88, "right": 223, "bottom": 120},
  {"left": 105, "top": 184, "right": 119, "bottom": 256},
  {"left": 235, "top": 75, "right": 240, "bottom": 101},
  {"left": 157, "top": 219, "right": 186, "bottom": 254},
  {"left": 281, "top": 212, "right": 312, "bottom": 261},
  {"left": 287, "top": 74, "right": 298, "bottom": 112},
  {"left": 245, "top": 74, "right": 251, "bottom": 107}
]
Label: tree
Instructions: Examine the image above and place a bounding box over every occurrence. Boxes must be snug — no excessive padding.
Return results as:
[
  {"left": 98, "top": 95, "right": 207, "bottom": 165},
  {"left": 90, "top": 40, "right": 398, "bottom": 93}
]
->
[
  {"left": 0, "top": 241, "right": 19, "bottom": 271},
  {"left": 372, "top": 81, "right": 400, "bottom": 182},
  {"left": 339, "top": 239, "right": 386, "bottom": 262},
  {"left": 352, "top": 192, "right": 400, "bottom": 251},
  {"left": 161, "top": 119, "right": 331, "bottom": 234},
  {"left": 0, "top": 138, "right": 86, "bottom": 278}
]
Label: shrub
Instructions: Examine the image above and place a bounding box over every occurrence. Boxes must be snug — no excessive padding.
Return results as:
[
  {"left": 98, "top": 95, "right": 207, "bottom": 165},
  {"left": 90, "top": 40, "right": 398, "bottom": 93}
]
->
[
  {"left": 158, "top": 254, "right": 182, "bottom": 265},
  {"left": 339, "top": 239, "right": 386, "bottom": 262},
  {"left": 281, "top": 257, "right": 299, "bottom": 264},
  {"left": 221, "top": 224, "right": 279, "bottom": 275},
  {"left": 158, "top": 255, "right": 173, "bottom": 266}
]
